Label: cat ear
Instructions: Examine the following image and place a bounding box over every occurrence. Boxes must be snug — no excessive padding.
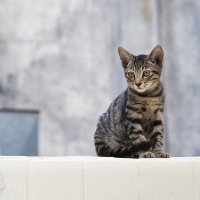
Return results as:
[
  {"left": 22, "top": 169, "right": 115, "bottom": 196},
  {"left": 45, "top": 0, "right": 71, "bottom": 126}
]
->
[
  {"left": 118, "top": 47, "right": 134, "bottom": 68},
  {"left": 147, "top": 45, "right": 164, "bottom": 66}
]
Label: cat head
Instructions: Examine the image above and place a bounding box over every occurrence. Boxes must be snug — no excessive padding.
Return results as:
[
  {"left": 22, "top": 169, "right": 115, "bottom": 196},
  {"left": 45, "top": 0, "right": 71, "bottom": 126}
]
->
[{"left": 118, "top": 45, "right": 164, "bottom": 93}]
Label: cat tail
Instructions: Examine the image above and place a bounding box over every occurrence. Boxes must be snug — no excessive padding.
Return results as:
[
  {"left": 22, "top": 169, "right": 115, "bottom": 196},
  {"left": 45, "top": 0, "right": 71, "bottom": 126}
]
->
[{"left": 95, "top": 138, "right": 158, "bottom": 157}]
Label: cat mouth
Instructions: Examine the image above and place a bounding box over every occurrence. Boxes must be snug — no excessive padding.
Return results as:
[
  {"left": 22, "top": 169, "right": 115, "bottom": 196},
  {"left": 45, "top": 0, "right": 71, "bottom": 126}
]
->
[{"left": 134, "top": 86, "right": 147, "bottom": 93}]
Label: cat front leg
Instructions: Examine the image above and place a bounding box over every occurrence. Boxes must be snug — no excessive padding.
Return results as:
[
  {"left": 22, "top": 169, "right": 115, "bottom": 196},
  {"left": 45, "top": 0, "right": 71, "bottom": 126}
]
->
[
  {"left": 139, "top": 151, "right": 155, "bottom": 158},
  {"left": 125, "top": 108, "right": 154, "bottom": 158},
  {"left": 150, "top": 109, "right": 170, "bottom": 158}
]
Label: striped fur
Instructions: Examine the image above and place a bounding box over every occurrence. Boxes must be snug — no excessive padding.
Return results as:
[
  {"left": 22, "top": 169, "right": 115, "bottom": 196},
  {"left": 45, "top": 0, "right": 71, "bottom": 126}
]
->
[{"left": 94, "top": 45, "right": 170, "bottom": 158}]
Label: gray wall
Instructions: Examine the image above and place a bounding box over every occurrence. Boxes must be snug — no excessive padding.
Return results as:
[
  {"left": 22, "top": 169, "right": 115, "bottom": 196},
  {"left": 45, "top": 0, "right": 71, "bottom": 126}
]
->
[
  {"left": 0, "top": 0, "right": 199, "bottom": 156},
  {"left": 159, "top": 0, "right": 200, "bottom": 156}
]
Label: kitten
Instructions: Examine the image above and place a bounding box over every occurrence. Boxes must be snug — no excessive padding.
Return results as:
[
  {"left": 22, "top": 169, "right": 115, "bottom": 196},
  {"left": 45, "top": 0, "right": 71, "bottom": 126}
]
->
[{"left": 94, "top": 45, "right": 170, "bottom": 158}]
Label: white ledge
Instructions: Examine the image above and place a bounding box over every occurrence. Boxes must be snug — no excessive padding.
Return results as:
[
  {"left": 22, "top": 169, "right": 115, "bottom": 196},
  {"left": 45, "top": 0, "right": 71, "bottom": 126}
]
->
[{"left": 0, "top": 157, "right": 199, "bottom": 200}]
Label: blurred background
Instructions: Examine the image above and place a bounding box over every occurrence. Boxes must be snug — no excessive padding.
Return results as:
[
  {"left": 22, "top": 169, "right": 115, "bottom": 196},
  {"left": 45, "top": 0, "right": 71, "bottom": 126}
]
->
[{"left": 0, "top": 0, "right": 199, "bottom": 157}]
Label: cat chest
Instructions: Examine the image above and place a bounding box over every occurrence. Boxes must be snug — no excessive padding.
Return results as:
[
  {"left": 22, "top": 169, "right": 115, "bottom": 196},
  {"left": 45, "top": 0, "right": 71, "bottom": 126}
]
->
[
  {"left": 140, "top": 107, "right": 155, "bottom": 137},
  {"left": 134, "top": 103, "right": 162, "bottom": 137}
]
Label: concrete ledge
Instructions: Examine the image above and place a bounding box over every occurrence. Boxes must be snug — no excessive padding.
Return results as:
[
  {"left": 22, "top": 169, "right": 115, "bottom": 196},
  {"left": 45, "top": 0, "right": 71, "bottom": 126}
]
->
[{"left": 0, "top": 157, "right": 199, "bottom": 200}]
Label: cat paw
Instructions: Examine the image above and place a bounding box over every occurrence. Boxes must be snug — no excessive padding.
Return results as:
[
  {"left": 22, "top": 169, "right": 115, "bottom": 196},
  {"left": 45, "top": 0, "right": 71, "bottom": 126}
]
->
[
  {"left": 140, "top": 152, "right": 155, "bottom": 158},
  {"left": 156, "top": 152, "right": 170, "bottom": 158}
]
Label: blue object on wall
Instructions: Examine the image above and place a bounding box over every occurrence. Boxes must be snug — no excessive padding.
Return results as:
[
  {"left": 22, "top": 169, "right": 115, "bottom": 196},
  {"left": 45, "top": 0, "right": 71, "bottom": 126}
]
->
[{"left": 0, "top": 109, "right": 39, "bottom": 156}]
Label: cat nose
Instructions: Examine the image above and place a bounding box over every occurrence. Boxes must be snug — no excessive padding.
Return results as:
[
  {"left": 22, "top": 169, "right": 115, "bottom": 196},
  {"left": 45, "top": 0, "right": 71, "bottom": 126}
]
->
[{"left": 136, "top": 83, "right": 142, "bottom": 87}]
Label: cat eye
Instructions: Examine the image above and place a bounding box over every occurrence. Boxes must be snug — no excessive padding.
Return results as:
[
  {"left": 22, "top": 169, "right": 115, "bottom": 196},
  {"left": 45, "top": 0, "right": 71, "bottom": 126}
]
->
[
  {"left": 143, "top": 70, "right": 150, "bottom": 76},
  {"left": 128, "top": 71, "right": 135, "bottom": 78}
]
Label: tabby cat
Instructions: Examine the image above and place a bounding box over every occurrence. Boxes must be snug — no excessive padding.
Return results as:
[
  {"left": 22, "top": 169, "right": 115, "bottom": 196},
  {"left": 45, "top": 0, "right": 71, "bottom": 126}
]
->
[{"left": 94, "top": 45, "right": 170, "bottom": 158}]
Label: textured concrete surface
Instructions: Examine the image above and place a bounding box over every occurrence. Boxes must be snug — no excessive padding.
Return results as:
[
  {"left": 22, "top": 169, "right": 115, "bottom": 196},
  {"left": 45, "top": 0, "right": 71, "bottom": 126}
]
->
[
  {"left": 0, "top": 0, "right": 199, "bottom": 156},
  {"left": 0, "top": 0, "right": 119, "bottom": 156},
  {"left": 0, "top": 156, "right": 199, "bottom": 200},
  {"left": 159, "top": 0, "right": 200, "bottom": 156}
]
